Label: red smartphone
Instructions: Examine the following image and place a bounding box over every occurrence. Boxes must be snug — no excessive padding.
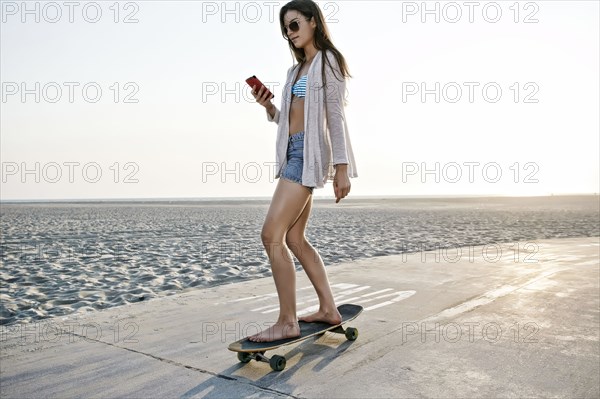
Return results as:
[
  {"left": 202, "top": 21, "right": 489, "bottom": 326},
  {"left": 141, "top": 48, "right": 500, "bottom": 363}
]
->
[{"left": 246, "top": 75, "right": 274, "bottom": 99}]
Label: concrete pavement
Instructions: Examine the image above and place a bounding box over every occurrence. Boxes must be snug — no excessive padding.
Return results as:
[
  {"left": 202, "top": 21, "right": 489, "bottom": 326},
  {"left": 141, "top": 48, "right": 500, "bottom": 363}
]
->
[{"left": 1, "top": 236, "right": 598, "bottom": 398}]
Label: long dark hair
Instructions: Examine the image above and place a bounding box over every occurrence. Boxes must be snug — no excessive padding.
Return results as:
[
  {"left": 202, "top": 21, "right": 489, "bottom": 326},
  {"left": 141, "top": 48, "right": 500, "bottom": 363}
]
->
[{"left": 279, "top": 0, "right": 352, "bottom": 91}]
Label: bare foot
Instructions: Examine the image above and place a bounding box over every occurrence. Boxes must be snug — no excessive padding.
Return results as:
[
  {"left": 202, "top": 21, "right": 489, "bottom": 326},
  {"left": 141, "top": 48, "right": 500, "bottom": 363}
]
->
[
  {"left": 298, "top": 308, "right": 342, "bottom": 325},
  {"left": 247, "top": 321, "right": 301, "bottom": 342}
]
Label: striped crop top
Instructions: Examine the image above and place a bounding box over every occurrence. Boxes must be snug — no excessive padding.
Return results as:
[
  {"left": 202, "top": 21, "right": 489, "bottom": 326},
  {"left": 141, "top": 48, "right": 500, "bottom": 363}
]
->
[{"left": 291, "top": 74, "right": 307, "bottom": 98}]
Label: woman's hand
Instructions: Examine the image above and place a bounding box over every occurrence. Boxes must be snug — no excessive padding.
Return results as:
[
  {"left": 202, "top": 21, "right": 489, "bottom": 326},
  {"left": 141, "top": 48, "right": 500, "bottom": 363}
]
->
[
  {"left": 333, "top": 164, "right": 350, "bottom": 203},
  {"left": 251, "top": 85, "right": 275, "bottom": 110}
]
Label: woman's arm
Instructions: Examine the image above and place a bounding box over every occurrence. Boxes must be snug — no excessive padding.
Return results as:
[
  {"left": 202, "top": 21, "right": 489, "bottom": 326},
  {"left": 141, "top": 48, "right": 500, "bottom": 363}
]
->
[
  {"left": 266, "top": 103, "right": 280, "bottom": 124},
  {"left": 324, "top": 51, "right": 349, "bottom": 167},
  {"left": 264, "top": 65, "right": 297, "bottom": 125},
  {"left": 251, "top": 81, "right": 279, "bottom": 124}
]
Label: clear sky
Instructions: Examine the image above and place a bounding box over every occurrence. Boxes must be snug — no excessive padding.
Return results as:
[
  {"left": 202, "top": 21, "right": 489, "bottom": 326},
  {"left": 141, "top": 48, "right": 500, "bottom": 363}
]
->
[{"left": 1, "top": 0, "right": 598, "bottom": 200}]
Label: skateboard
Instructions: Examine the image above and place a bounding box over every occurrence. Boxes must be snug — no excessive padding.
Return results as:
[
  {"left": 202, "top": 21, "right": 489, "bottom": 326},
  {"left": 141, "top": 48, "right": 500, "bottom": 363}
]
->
[{"left": 228, "top": 303, "right": 363, "bottom": 371}]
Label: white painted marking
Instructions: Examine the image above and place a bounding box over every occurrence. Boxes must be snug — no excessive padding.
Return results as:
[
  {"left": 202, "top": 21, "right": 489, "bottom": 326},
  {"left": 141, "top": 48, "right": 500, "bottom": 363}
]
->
[
  {"left": 251, "top": 303, "right": 280, "bottom": 312},
  {"left": 292, "top": 285, "right": 373, "bottom": 307},
  {"left": 217, "top": 285, "right": 313, "bottom": 305},
  {"left": 297, "top": 290, "right": 416, "bottom": 315},
  {"left": 257, "top": 284, "right": 372, "bottom": 313},
  {"left": 231, "top": 282, "right": 415, "bottom": 314},
  {"left": 420, "top": 268, "right": 567, "bottom": 322},
  {"left": 333, "top": 285, "right": 372, "bottom": 300},
  {"left": 330, "top": 296, "right": 365, "bottom": 304},
  {"left": 289, "top": 285, "right": 373, "bottom": 309},
  {"left": 297, "top": 291, "right": 374, "bottom": 316},
  {"left": 258, "top": 306, "right": 281, "bottom": 314},
  {"left": 295, "top": 295, "right": 320, "bottom": 306},
  {"left": 360, "top": 288, "right": 394, "bottom": 297},
  {"left": 331, "top": 283, "right": 360, "bottom": 289},
  {"left": 296, "top": 304, "right": 320, "bottom": 316},
  {"left": 363, "top": 291, "right": 416, "bottom": 311},
  {"left": 364, "top": 301, "right": 398, "bottom": 311},
  {"left": 357, "top": 290, "right": 416, "bottom": 305}
]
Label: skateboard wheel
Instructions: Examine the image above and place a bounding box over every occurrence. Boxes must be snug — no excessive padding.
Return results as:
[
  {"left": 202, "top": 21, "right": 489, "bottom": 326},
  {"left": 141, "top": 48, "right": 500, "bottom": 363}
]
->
[
  {"left": 270, "top": 355, "right": 286, "bottom": 371},
  {"left": 345, "top": 327, "right": 358, "bottom": 341},
  {"left": 237, "top": 352, "right": 252, "bottom": 363}
]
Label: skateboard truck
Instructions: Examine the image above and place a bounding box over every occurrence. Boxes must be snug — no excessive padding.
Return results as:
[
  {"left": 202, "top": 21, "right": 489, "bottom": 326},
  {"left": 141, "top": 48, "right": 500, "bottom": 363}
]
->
[{"left": 237, "top": 351, "right": 287, "bottom": 372}]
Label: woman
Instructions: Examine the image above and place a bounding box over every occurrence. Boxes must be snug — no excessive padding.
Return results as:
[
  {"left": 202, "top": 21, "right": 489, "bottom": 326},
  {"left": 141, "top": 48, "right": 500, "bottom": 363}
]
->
[{"left": 248, "top": 0, "right": 358, "bottom": 342}]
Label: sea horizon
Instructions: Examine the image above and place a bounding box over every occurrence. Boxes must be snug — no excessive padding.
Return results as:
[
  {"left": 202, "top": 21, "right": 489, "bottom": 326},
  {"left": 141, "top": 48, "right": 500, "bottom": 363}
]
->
[{"left": 1, "top": 192, "right": 598, "bottom": 204}]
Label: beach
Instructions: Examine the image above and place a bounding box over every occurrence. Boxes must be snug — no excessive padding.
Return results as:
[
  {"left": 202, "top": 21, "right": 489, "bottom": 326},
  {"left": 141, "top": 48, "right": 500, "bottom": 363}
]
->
[{"left": 1, "top": 195, "right": 598, "bottom": 326}]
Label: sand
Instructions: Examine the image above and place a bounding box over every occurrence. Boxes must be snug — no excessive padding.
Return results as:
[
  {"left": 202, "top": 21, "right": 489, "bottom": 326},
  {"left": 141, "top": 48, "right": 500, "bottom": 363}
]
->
[{"left": 1, "top": 195, "right": 598, "bottom": 326}]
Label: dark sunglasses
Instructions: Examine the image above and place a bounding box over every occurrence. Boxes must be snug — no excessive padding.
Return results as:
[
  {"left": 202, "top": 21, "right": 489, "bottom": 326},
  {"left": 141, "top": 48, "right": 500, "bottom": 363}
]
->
[{"left": 282, "top": 17, "right": 310, "bottom": 37}]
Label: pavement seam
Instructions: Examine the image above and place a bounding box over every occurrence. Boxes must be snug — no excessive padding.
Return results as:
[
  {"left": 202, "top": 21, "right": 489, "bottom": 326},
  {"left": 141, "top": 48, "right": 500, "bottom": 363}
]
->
[{"left": 56, "top": 328, "right": 301, "bottom": 399}]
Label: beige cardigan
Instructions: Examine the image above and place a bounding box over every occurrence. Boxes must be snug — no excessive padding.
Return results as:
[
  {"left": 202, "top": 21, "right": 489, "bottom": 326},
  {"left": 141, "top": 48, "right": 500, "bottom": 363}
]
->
[{"left": 266, "top": 49, "right": 358, "bottom": 189}]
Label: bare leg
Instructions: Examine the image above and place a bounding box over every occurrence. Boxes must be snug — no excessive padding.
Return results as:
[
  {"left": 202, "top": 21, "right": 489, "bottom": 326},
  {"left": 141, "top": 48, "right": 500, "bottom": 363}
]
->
[
  {"left": 247, "top": 178, "right": 312, "bottom": 342},
  {"left": 286, "top": 197, "right": 342, "bottom": 325}
]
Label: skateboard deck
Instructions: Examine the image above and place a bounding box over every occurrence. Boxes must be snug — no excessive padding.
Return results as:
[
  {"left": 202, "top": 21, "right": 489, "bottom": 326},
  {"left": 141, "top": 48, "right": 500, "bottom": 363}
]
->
[{"left": 228, "top": 303, "right": 363, "bottom": 371}]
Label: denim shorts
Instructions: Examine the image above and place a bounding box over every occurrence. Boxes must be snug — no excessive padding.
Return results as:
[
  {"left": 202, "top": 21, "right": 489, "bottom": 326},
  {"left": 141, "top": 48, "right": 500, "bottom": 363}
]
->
[{"left": 281, "top": 131, "right": 315, "bottom": 194}]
